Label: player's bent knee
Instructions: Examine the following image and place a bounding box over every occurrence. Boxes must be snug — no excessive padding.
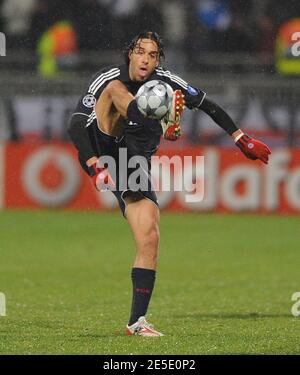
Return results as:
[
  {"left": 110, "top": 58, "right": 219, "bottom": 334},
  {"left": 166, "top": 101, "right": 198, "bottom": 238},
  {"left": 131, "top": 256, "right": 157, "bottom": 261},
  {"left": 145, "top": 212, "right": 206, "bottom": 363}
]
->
[
  {"left": 139, "top": 221, "right": 160, "bottom": 252},
  {"left": 147, "top": 226, "right": 160, "bottom": 248},
  {"left": 106, "top": 80, "right": 125, "bottom": 94},
  {"left": 125, "top": 195, "right": 160, "bottom": 248}
]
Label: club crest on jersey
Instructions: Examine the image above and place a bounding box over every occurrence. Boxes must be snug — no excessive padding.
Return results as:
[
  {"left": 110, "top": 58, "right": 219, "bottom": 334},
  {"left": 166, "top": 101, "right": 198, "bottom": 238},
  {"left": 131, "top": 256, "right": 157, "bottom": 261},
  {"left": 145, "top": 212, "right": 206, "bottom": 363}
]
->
[
  {"left": 83, "top": 94, "right": 96, "bottom": 108},
  {"left": 187, "top": 85, "right": 198, "bottom": 96}
]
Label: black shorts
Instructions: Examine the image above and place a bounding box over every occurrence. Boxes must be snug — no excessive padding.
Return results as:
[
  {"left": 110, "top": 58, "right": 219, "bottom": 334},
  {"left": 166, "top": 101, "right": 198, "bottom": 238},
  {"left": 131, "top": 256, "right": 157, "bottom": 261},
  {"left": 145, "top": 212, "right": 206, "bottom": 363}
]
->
[{"left": 79, "top": 125, "right": 158, "bottom": 216}]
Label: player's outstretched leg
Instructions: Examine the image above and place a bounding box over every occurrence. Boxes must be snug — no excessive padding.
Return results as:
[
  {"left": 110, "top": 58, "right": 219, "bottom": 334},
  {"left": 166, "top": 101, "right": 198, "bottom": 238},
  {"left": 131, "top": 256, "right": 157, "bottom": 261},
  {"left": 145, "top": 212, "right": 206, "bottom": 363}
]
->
[
  {"left": 102, "top": 80, "right": 139, "bottom": 119},
  {"left": 99, "top": 80, "right": 148, "bottom": 125},
  {"left": 123, "top": 195, "right": 163, "bottom": 337},
  {"left": 161, "top": 90, "right": 185, "bottom": 141}
]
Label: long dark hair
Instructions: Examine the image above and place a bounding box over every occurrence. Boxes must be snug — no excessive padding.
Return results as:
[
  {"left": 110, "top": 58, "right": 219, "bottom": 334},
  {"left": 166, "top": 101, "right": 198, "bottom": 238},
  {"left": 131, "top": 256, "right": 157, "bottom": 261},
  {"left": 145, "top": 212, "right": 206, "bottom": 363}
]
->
[{"left": 123, "top": 31, "right": 165, "bottom": 66}]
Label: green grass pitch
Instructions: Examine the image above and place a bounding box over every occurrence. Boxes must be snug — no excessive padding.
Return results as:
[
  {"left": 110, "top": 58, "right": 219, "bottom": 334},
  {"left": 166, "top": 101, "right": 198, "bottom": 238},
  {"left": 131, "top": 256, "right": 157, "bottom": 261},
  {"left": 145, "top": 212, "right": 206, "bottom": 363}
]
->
[{"left": 0, "top": 210, "right": 299, "bottom": 354}]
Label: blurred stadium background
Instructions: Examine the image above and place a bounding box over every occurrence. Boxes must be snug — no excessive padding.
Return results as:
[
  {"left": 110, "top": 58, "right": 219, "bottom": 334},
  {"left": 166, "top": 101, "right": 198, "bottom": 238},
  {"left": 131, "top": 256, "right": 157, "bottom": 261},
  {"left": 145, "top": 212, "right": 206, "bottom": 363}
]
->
[
  {"left": 0, "top": 0, "right": 300, "bottom": 212},
  {"left": 0, "top": 0, "right": 300, "bottom": 355}
]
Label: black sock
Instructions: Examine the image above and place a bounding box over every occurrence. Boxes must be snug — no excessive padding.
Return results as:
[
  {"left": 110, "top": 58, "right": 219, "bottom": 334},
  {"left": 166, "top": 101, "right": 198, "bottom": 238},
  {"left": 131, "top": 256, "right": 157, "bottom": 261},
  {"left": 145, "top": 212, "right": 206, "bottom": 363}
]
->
[
  {"left": 127, "top": 99, "right": 146, "bottom": 123},
  {"left": 128, "top": 267, "right": 156, "bottom": 326}
]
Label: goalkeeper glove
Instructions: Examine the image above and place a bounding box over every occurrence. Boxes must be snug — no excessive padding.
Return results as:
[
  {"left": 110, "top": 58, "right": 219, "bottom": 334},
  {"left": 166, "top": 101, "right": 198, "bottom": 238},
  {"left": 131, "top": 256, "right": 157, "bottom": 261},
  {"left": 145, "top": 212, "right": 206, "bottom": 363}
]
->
[
  {"left": 88, "top": 162, "right": 115, "bottom": 191},
  {"left": 160, "top": 90, "right": 185, "bottom": 141},
  {"left": 235, "top": 133, "right": 271, "bottom": 164}
]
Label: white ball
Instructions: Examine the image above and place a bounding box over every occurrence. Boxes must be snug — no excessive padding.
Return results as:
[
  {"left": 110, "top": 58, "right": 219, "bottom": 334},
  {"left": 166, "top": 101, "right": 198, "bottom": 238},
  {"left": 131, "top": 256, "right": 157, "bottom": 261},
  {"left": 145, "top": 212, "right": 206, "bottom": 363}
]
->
[{"left": 135, "top": 80, "right": 173, "bottom": 120}]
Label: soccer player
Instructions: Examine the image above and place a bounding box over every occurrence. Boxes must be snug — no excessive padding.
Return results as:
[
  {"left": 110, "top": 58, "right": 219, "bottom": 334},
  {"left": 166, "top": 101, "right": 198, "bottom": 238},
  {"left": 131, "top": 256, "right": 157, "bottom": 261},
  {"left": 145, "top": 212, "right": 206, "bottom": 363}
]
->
[{"left": 68, "top": 31, "right": 271, "bottom": 337}]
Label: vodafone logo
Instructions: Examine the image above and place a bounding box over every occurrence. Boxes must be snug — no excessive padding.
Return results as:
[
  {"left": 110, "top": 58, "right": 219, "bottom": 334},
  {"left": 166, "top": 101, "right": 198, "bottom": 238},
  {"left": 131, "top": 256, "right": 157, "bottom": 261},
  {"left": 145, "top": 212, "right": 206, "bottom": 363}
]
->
[
  {"left": 22, "top": 147, "right": 81, "bottom": 207},
  {"left": 4, "top": 144, "right": 300, "bottom": 213}
]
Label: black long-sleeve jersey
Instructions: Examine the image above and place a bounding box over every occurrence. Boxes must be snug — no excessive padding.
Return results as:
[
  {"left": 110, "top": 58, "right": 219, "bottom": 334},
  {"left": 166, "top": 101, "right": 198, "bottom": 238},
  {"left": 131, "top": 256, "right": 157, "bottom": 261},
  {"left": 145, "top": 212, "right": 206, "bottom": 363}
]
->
[{"left": 68, "top": 63, "right": 238, "bottom": 163}]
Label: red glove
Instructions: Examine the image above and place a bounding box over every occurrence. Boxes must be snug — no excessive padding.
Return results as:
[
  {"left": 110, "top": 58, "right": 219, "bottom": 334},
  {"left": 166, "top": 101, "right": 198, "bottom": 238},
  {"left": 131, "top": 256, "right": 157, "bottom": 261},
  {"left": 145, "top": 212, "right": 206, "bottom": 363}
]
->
[
  {"left": 235, "top": 134, "right": 271, "bottom": 164},
  {"left": 89, "top": 163, "right": 115, "bottom": 191}
]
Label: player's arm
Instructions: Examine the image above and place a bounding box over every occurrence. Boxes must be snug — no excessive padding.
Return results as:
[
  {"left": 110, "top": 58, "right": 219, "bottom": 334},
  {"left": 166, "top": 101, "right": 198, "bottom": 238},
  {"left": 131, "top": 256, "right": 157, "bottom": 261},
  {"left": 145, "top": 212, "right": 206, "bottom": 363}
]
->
[
  {"left": 68, "top": 112, "right": 96, "bottom": 165},
  {"left": 199, "top": 96, "right": 238, "bottom": 136},
  {"left": 68, "top": 109, "right": 114, "bottom": 190},
  {"left": 68, "top": 82, "right": 100, "bottom": 166},
  {"left": 166, "top": 79, "right": 237, "bottom": 137},
  {"left": 198, "top": 97, "right": 271, "bottom": 164},
  {"left": 68, "top": 110, "right": 115, "bottom": 190},
  {"left": 68, "top": 79, "right": 116, "bottom": 191},
  {"left": 156, "top": 69, "right": 271, "bottom": 163},
  {"left": 68, "top": 67, "right": 123, "bottom": 190}
]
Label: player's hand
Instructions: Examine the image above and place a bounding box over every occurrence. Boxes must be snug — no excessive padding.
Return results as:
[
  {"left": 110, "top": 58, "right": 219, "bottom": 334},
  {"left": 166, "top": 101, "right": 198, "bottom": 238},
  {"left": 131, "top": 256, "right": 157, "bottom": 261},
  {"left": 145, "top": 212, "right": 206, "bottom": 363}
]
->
[
  {"left": 160, "top": 90, "right": 185, "bottom": 141},
  {"left": 235, "top": 134, "right": 271, "bottom": 164},
  {"left": 89, "top": 162, "right": 115, "bottom": 191}
]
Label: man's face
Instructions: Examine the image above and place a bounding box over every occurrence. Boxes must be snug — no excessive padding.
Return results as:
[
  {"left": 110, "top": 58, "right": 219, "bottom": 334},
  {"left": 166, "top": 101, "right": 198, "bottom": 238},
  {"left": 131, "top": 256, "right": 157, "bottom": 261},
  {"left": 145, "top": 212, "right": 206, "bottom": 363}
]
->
[{"left": 128, "top": 38, "right": 159, "bottom": 82}]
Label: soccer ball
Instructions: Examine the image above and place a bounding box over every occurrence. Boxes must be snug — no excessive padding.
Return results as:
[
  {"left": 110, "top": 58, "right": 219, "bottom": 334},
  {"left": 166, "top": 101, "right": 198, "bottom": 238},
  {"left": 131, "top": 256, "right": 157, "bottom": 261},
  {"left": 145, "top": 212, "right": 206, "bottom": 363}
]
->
[{"left": 135, "top": 80, "right": 173, "bottom": 120}]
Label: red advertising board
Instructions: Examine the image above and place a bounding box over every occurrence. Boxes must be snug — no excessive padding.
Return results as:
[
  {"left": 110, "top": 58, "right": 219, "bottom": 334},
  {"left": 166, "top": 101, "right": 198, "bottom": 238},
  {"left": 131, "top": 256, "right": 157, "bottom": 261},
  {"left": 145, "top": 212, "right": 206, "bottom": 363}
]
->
[{"left": 1, "top": 142, "right": 300, "bottom": 213}]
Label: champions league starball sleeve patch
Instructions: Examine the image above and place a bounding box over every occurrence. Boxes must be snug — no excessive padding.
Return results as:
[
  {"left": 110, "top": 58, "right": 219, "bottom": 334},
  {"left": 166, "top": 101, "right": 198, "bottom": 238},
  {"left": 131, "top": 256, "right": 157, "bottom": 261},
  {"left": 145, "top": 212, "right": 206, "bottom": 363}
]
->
[
  {"left": 82, "top": 94, "right": 96, "bottom": 108},
  {"left": 187, "top": 85, "right": 199, "bottom": 96}
]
